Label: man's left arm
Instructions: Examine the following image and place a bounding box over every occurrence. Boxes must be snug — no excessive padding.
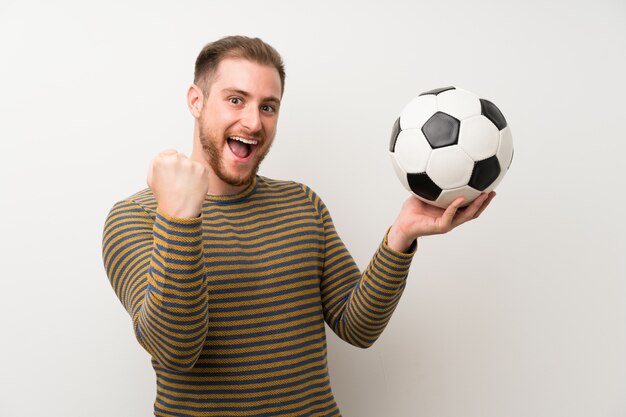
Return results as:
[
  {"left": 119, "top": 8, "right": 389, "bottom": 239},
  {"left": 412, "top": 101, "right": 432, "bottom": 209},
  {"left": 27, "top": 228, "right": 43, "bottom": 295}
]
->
[{"left": 316, "top": 190, "right": 496, "bottom": 348}]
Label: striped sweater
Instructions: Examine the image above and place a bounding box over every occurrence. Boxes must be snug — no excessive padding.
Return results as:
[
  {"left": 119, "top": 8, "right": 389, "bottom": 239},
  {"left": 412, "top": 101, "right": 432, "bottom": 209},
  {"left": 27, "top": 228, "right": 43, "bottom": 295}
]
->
[{"left": 102, "top": 176, "right": 415, "bottom": 417}]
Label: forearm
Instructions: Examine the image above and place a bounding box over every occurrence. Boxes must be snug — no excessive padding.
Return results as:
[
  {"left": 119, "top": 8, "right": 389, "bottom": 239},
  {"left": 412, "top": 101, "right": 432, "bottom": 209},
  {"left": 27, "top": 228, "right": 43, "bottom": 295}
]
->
[
  {"left": 324, "top": 233, "right": 415, "bottom": 348},
  {"left": 133, "top": 208, "right": 209, "bottom": 371},
  {"left": 104, "top": 199, "right": 210, "bottom": 372}
]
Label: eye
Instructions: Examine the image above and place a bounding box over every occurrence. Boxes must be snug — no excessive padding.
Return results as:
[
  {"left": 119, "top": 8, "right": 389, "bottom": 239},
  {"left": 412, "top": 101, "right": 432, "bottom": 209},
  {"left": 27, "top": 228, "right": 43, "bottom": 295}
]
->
[
  {"left": 229, "top": 97, "right": 242, "bottom": 105},
  {"left": 261, "top": 104, "right": 276, "bottom": 113}
]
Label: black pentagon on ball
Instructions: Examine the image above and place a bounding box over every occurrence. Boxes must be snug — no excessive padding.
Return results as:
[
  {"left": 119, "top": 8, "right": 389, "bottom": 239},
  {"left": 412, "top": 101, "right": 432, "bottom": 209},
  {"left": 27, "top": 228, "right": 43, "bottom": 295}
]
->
[
  {"left": 480, "top": 99, "right": 507, "bottom": 130},
  {"left": 419, "top": 86, "right": 456, "bottom": 96},
  {"left": 469, "top": 155, "right": 501, "bottom": 191},
  {"left": 407, "top": 172, "right": 442, "bottom": 201},
  {"left": 422, "top": 112, "right": 460, "bottom": 149},
  {"left": 389, "top": 117, "right": 401, "bottom": 152}
]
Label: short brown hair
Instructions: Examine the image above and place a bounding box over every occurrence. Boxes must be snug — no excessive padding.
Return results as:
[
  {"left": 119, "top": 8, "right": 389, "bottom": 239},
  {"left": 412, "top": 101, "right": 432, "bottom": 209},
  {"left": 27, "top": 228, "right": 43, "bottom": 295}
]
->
[{"left": 194, "top": 35, "right": 286, "bottom": 96}]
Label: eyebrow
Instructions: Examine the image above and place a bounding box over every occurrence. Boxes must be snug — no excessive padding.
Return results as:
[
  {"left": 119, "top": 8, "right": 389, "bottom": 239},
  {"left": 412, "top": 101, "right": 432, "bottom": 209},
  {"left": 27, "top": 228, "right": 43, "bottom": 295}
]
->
[{"left": 222, "top": 88, "right": 281, "bottom": 106}]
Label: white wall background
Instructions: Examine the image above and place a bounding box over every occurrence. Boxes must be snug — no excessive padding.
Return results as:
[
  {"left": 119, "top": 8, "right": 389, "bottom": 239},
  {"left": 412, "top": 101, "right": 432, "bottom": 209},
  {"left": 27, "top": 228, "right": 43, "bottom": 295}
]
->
[{"left": 1, "top": 0, "right": 625, "bottom": 416}]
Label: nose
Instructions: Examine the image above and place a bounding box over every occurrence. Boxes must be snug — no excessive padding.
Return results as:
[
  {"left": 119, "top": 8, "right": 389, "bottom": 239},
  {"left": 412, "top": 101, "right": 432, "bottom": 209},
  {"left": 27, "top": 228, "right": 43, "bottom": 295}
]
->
[{"left": 240, "top": 105, "right": 262, "bottom": 133}]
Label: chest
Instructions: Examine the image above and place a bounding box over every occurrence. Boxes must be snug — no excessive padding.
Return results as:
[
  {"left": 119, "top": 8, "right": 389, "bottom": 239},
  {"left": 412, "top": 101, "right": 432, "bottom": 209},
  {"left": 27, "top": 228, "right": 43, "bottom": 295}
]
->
[{"left": 200, "top": 202, "right": 325, "bottom": 304}]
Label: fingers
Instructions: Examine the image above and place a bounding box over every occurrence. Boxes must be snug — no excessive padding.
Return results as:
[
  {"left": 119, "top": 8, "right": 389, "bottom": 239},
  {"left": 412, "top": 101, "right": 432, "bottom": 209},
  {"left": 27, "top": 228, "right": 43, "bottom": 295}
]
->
[
  {"left": 439, "top": 196, "right": 465, "bottom": 231},
  {"left": 159, "top": 149, "right": 179, "bottom": 156},
  {"left": 147, "top": 148, "right": 210, "bottom": 218},
  {"left": 452, "top": 192, "right": 495, "bottom": 226},
  {"left": 148, "top": 149, "right": 186, "bottom": 189},
  {"left": 465, "top": 193, "right": 489, "bottom": 218},
  {"left": 473, "top": 191, "right": 496, "bottom": 219},
  {"left": 149, "top": 149, "right": 179, "bottom": 188}
]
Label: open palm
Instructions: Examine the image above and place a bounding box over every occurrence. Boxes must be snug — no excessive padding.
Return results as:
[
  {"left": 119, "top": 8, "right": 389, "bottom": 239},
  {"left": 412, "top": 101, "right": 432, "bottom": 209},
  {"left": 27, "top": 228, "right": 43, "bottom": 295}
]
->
[{"left": 387, "top": 191, "right": 496, "bottom": 252}]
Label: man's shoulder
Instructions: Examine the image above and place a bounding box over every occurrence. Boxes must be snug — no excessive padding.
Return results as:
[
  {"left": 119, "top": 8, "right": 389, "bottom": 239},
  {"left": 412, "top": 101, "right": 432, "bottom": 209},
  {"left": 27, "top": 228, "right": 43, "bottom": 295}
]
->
[
  {"left": 109, "top": 188, "right": 157, "bottom": 218},
  {"left": 103, "top": 188, "right": 157, "bottom": 237},
  {"left": 256, "top": 176, "right": 315, "bottom": 199},
  {"left": 256, "top": 176, "right": 324, "bottom": 213}
]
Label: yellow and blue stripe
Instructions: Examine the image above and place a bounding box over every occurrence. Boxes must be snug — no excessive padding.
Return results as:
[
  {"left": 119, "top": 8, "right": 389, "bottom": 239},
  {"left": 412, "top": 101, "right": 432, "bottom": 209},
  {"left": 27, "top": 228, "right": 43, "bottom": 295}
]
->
[{"left": 102, "top": 176, "right": 415, "bottom": 417}]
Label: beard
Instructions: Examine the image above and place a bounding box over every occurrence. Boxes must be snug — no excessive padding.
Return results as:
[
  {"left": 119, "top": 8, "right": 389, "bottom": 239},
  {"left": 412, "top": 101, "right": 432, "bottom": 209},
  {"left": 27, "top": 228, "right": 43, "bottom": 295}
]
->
[{"left": 198, "top": 123, "right": 272, "bottom": 188}]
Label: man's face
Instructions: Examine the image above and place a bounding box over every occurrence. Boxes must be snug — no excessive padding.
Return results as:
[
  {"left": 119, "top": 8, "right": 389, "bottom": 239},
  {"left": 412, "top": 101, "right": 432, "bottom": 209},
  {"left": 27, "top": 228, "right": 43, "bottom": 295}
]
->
[{"left": 198, "top": 58, "right": 282, "bottom": 188}]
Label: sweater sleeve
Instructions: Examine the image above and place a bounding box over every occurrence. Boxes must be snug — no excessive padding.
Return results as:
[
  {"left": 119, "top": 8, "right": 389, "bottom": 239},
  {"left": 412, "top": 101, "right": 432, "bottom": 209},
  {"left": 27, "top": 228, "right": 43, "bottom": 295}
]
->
[
  {"left": 102, "top": 198, "right": 209, "bottom": 371},
  {"left": 300, "top": 185, "right": 416, "bottom": 348}
]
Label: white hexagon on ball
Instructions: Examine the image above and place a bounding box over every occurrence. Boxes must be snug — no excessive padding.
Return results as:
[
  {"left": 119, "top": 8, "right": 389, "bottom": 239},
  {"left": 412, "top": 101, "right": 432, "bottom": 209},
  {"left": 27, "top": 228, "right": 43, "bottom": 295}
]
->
[
  {"left": 400, "top": 94, "right": 437, "bottom": 130},
  {"left": 437, "top": 88, "right": 481, "bottom": 120},
  {"left": 484, "top": 126, "right": 514, "bottom": 193},
  {"left": 436, "top": 186, "right": 483, "bottom": 208},
  {"left": 458, "top": 115, "right": 500, "bottom": 161},
  {"left": 390, "top": 156, "right": 411, "bottom": 191},
  {"left": 497, "top": 126, "right": 514, "bottom": 171},
  {"left": 393, "top": 129, "right": 432, "bottom": 173},
  {"left": 426, "top": 146, "right": 474, "bottom": 189}
]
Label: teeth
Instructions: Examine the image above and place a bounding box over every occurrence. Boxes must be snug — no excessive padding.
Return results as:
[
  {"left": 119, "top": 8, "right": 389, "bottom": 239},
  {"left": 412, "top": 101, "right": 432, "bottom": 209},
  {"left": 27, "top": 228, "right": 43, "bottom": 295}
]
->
[{"left": 230, "top": 136, "right": 258, "bottom": 145}]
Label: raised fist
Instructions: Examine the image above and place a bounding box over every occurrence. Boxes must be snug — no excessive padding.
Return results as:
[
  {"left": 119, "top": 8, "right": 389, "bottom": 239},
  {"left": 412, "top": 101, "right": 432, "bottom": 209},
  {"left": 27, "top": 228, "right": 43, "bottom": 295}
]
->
[{"left": 147, "top": 149, "right": 210, "bottom": 219}]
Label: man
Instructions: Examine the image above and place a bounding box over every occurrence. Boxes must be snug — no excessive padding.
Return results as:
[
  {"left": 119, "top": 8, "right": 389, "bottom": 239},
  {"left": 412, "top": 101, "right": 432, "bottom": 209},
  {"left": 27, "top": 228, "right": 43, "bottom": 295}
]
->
[{"left": 102, "top": 35, "right": 494, "bottom": 417}]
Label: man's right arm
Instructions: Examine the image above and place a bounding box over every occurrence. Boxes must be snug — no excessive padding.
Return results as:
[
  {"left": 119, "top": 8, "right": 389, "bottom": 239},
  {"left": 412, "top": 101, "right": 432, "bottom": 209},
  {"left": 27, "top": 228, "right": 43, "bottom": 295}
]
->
[
  {"left": 102, "top": 150, "right": 212, "bottom": 371},
  {"left": 102, "top": 199, "right": 208, "bottom": 371}
]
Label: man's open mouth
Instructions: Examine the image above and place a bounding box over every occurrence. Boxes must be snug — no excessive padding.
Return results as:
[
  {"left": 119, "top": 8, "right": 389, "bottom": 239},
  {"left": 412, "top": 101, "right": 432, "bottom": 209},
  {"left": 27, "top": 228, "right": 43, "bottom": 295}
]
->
[{"left": 227, "top": 136, "right": 258, "bottom": 159}]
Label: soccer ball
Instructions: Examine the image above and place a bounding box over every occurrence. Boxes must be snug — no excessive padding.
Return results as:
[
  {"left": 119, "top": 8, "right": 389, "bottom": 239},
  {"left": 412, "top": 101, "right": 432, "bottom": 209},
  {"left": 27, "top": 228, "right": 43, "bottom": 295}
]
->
[{"left": 389, "top": 86, "right": 513, "bottom": 208}]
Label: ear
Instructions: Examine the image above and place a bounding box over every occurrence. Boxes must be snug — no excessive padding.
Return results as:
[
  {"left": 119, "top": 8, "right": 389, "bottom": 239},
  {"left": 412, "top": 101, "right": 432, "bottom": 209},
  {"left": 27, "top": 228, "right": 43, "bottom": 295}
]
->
[{"left": 187, "top": 84, "right": 204, "bottom": 118}]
